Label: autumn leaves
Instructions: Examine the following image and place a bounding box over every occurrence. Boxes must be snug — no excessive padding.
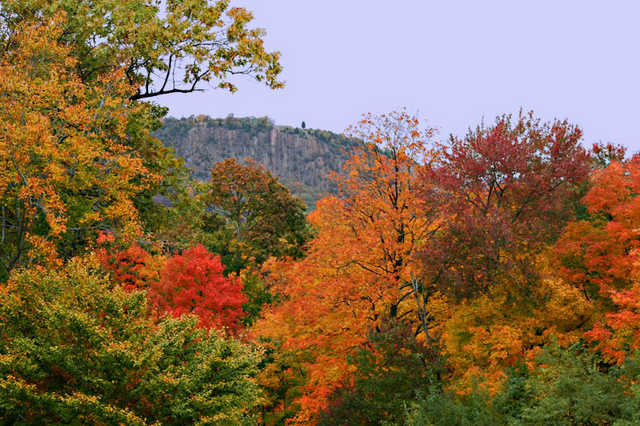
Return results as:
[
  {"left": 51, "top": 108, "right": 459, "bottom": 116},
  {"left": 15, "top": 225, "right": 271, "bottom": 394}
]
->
[
  {"left": 254, "top": 110, "right": 614, "bottom": 421},
  {"left": 0, "top": 2, "right": 285, "bottom": 422},
  {"left": 3, "top": 0, "right": 640, "bottom": 423}
]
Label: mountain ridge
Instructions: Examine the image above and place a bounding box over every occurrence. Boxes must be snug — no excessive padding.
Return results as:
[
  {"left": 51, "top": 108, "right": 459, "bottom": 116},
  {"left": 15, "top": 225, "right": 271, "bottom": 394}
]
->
[{"left": 154, "top": 115, "right": 360, "bottom": 209}]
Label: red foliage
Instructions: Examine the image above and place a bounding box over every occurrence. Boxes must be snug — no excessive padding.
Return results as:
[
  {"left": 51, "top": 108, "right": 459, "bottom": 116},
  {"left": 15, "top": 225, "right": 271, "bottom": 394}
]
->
[
  {"left": 555, "top": 157, "right": 640, "bottom": 296},
  {"left": 585, "top": 281, "right": 640, "bottom": 365},
  {"left": 96, "top": 231, "right": 154, "bottom": 292},
  {"left": 151, "top": 245, "right": 247, "bottom": 332},
  {"left": 591, "top": 142, "right": 626, "bottom": 167},
  {"left": 554, "top": 156, "right": 640, "bottom": 364},
  {"left": 419, "top": 112, "right": 590, "bottom": 297}
]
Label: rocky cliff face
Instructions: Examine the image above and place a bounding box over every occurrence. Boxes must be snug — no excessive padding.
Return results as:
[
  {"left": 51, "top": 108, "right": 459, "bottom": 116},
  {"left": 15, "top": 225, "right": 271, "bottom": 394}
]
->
[{"left": 154, "top": 116, "right": 360, "bottom": 208}]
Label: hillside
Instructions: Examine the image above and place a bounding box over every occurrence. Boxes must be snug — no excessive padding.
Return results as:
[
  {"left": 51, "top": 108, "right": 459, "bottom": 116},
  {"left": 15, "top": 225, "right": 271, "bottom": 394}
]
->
[{"left": 154, "top": 115, "right": 360, "bottom": 209}]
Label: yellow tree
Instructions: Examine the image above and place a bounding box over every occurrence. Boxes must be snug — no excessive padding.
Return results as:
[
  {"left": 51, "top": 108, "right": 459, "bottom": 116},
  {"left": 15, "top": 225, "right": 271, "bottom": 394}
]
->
[
  {"left": 0, "top": 18, "right": 151, "bottom": 278},
  {"left": 0, "top": 0, "right": 286, "bottom": 257},
  {"left": 253, "top": 111, "right": 440, "bottom": 422}
]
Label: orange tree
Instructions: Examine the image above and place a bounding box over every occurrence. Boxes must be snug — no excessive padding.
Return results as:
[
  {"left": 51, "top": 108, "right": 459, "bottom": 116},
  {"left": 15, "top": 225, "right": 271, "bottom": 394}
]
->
[
  {"left": 556, "top": 157, "right": 640, "bottom": 298},
  {"left": 556, "top": 156, "right": 640, "bottom": 364},
  {"left": 253, "top": 110, "right": 440, "bottom": 422},
  {"left": 0, "top": 18, "right": 151, "bottom": 279}
]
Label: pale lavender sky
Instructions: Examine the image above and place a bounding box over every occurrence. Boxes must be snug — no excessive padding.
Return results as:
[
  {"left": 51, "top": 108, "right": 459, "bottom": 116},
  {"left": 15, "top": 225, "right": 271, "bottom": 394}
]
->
[{"left": 157, "top": 1, "right": 640, "bottom": 152}]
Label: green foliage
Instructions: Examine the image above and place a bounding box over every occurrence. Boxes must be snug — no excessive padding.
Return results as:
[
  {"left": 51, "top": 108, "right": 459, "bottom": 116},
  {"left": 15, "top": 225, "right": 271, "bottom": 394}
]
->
[
  {"left": 510, "top": 344, "right": 638, "bottom": 425},
  {"left": 403, "top": 344, "right": 640, "bottom": 425},
  {"left": 403, "top": 388, "right": 495, "bottom": 426},
  {"left": 203, "top": 158, "right": 312, "bottom": 274},
  {"left": 0, "top": 0, "right": 283, "bottom": 97},
  {"left": 319, "top": 319, "right": 442, "bottom": 425},
  {"left": 241, "top": 271, "right": 273, "bottom": 326},
  {"left": 0, "top": 257, "right": 263, "bottom": 424}
]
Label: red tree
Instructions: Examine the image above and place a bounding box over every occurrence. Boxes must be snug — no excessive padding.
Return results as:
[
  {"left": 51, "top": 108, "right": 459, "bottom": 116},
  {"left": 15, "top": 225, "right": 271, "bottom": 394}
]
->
[
  {"left": 152, "top": 245, "right": 247, "bottom": 332},
  {"left": 95, "top": 231, "right": 157, "bottom": 292},
  {"left": 555, "top": 157, "right": 640, "bottom": 297},
  {"left": 419, "top": 112, "right": 591, "bottom": 297}
]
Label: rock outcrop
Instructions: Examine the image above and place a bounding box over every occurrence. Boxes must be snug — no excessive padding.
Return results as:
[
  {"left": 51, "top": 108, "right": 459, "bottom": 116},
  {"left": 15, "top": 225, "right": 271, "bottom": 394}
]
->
[{"left": 154, "top": 115, "right": 360, "bottom": 208}]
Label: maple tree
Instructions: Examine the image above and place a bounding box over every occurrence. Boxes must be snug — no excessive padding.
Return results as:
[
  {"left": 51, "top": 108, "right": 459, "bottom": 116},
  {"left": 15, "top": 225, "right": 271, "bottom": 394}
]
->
[
  {"left": 410, "top": 112, "right": 593, "bottom": 394},
  {"left": 555, "top": 156, "right": 640, "bottom": 364},
  {"left": 253, "top": 111, "right": 439, "bottom": 422},
  {"left": 555, "top": 156, "right": 640, "bottom": 298},
  {"left": 96, "top": 234, "right": 250, "bottom": 333},
  {"left": 419, "top": 111, "right": 591, "bottom": 298},
  {"left": 151, "top": 244, "right": 247, "bottom": 332}
]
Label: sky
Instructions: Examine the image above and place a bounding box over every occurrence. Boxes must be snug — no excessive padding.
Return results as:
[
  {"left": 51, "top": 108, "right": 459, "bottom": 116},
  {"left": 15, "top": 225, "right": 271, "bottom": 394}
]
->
[{"left": 157, "top": 0, "right": 640, "bottom": 152}]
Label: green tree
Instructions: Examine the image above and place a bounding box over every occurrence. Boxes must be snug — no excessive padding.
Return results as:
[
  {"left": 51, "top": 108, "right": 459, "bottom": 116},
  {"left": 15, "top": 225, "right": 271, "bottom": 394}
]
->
[
  {"left": 203, "top": 158, "right": 311, "bottom": 273},
  {"left": 0, "top": 0, "right": 283, "bottom": 98},
  {"left": 318, "top": 318, "right": 442, "bottom": 426},
  {"left": 0, "top": 256, "right": 263, "bottom": 424},
  {"left": 403, "top": 344, "right": 640, "bottom": 425}
]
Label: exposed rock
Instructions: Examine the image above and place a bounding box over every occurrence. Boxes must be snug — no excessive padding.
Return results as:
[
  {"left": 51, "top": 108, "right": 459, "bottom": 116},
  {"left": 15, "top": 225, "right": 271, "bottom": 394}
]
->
[{"left": 154, "top": 115, "right": 360, "bottom": 208}]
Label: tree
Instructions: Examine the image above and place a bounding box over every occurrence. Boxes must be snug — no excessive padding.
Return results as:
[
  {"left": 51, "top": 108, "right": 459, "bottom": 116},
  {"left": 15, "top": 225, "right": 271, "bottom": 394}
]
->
[
  {"left": 419, "top": 111, "right": 591, "bottom": 298},
  {"left": 152, "top": 245, "right": 247, "bottom": 332},
  {"left": 203, "top": 158, "right": 311, "bottom": 273},
  {"left": 318, "top": 318, "right": 441, "bottom": 426},
  {"left": 0, "top": 0, "right": 283, "bottom": 99},
  {"left": 555, "top": 157, "right": 640, "bottom": 298},
  {"left": 0, "top": 0, "right": 286, "bottom": 278},
  {"left": 253, "top": 111, "right": 439, "bottom": 422},
  {"left": 95, "top": 231, "right": 160, "bottom": 293},
  {"left": 402, "top": 344, "right": 640, "bottom": 425},
  {"left": 432, "top": 269, "right": 592, "bottom": 394},
  {"left": 0, "top": 256, "right": 263, "bottom": 424},
  {"left": 0, "top": 18, "right": 152, "bottom": 279},
  {"left": 96, "top": 235, "right": 249, "bottom": 333},
  {"left": 555, "top": 157, "right": 640, "bottom": 363},
  {"left": 411, "top": 112, "right": 592, "bottom": 393}
]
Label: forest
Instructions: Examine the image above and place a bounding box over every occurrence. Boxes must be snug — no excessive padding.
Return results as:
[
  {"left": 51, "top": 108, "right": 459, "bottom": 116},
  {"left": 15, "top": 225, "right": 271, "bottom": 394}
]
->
[{"left": 1, "top": 1, "right": 640, "bottom": 425}]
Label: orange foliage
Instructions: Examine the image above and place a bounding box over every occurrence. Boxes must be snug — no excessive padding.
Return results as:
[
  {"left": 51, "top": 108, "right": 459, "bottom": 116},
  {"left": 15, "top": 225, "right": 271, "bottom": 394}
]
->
[
  {"left": 253, "top": 111, "right": 438, "bottom": 422},
  {"left": 556, "top": 158, "right": 640, "bottom": 296},
  {"left": 554, "top": 156, "right": 640, "bottom": 364},
  {"left": 95, "top": 232, "right": 160, "bottom": 292},
  {"left": 0, "top": 17, "right": 155, "bottom": 275},
  {"left": 434, "top": 268, "right": 592, "bottom": 394}
]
